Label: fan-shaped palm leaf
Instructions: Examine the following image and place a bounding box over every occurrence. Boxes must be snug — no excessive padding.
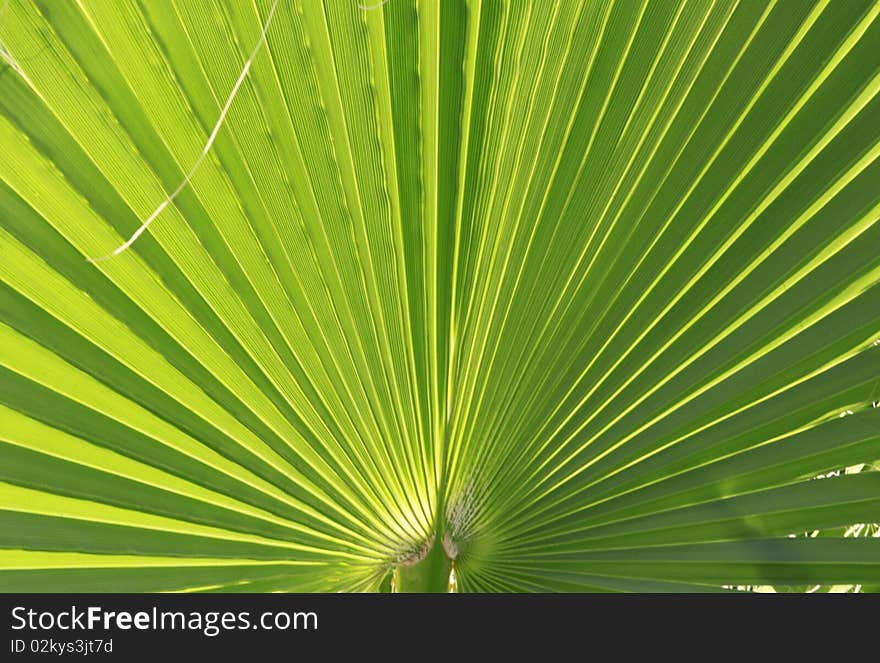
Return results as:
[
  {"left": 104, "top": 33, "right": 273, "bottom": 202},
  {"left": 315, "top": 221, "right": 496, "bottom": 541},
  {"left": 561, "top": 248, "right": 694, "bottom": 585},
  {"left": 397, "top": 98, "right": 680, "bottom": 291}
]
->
[{"left": 1, "top": 0, "right": 879, "bottom": 592}]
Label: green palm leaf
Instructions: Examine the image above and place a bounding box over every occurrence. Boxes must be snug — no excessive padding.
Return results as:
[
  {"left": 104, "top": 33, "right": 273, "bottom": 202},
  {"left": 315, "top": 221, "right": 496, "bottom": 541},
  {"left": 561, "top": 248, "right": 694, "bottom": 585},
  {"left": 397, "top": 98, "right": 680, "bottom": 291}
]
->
[{"left": 0, "top": 0, "right": 878, "bottom": 592}]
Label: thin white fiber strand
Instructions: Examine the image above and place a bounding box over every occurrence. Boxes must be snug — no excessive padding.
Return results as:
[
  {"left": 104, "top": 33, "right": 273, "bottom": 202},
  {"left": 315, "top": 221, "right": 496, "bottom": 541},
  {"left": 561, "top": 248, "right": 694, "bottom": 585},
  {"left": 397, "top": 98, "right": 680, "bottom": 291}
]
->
[
  {"left": 0, "top": 45, "right": 24, "bottom": 78},
  {"left": 0, "top": 0, "right": 25, "bottom": 79},
  {"left": 358, "top": 0, "right": 390, "bottom": 10},
  {"left": 88, "top": 0, "right": 280, "bottom": 262}
]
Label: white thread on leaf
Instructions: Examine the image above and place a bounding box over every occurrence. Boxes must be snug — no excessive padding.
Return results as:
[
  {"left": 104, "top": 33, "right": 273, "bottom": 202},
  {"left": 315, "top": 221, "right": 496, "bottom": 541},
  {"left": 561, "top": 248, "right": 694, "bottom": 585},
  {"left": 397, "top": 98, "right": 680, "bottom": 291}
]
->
[
  {"left": 87, "top": 0, "right": 280, "bottom": 262},
  {"left": 0, "top": 44, "right": 23, "bottom": 77},
  {"left": 0, "top": 0, "right": 25, "bottom": 79},
  {"left": 358, "top": 0, "right": 390, "bottom": 10}
]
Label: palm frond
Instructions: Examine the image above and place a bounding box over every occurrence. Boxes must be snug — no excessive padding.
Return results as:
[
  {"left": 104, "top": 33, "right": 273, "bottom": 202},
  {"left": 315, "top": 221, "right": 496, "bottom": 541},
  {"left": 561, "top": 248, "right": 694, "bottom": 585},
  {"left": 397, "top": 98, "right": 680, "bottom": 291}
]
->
[{"left": 1, "top": 0, "right": 879, "bottom": 592}]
